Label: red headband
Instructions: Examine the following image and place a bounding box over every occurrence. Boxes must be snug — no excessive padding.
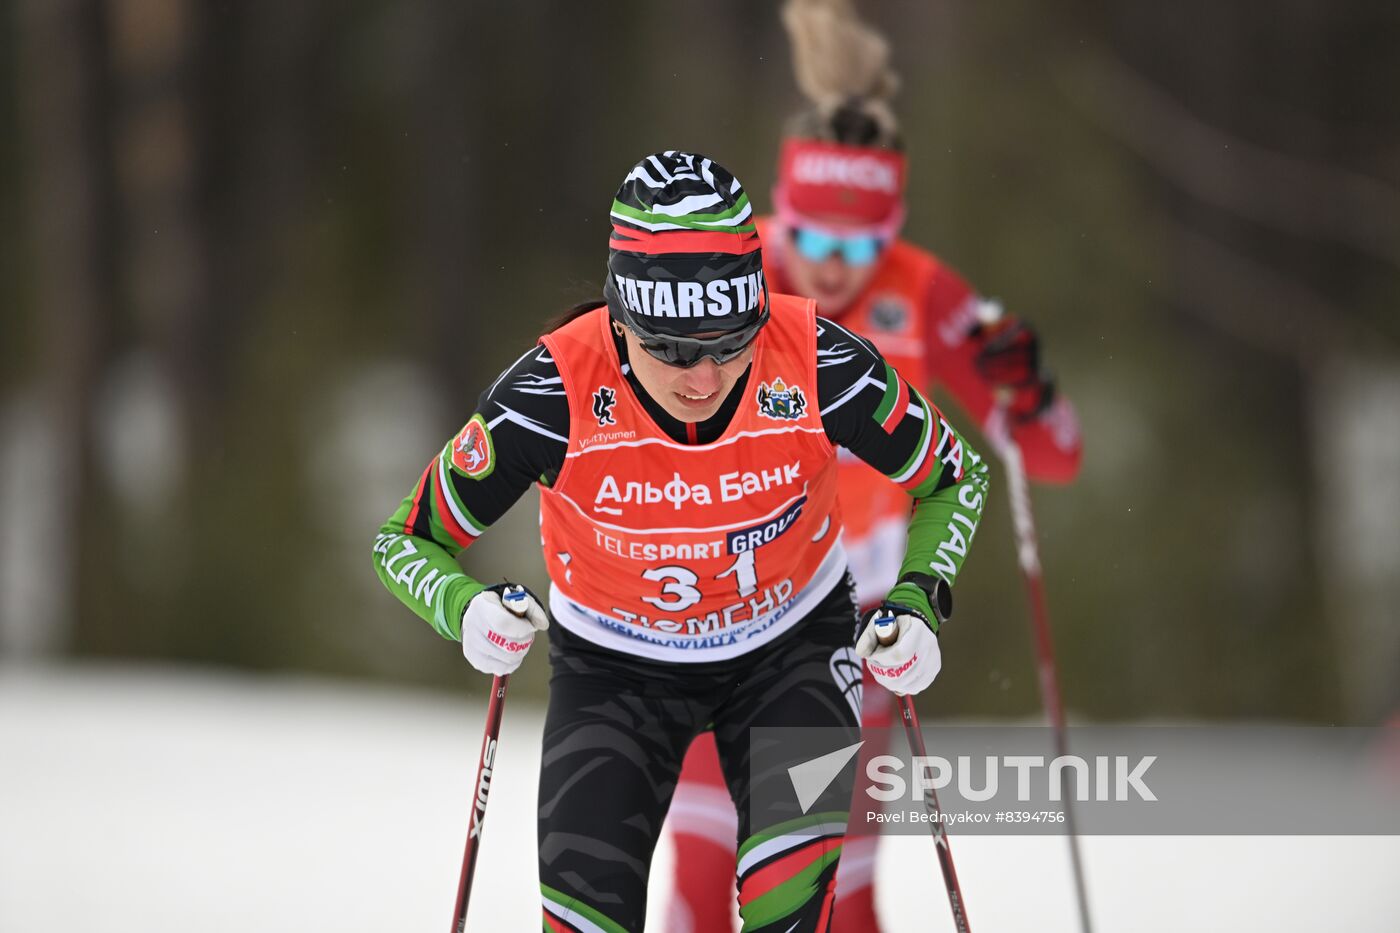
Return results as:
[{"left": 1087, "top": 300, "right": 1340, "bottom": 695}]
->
[{"left": 774, "top": 138, "right": 907, "bottom": 231}]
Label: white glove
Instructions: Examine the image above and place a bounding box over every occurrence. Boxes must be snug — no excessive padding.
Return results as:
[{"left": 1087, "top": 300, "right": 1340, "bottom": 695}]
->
[
  {"left": 855, "top": 610, "right": 942, "bottom": 696},
  {"left": 461, "top": 585, "right": 548, "bottom": 676}
]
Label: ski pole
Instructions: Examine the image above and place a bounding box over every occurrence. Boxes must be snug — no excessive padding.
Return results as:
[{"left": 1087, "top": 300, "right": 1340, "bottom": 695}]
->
[
  {"left": 873, "top": 613, "right": 972, "bottom": 933},
  {"left": 449, "top": 585, "right": 528, "bottom": 933},
  {"left": 975, "top": 300, "right": 1094, "bottom": 933},
  {"left": 991, "top": 426, "right": 1094, "bottom": 933}
]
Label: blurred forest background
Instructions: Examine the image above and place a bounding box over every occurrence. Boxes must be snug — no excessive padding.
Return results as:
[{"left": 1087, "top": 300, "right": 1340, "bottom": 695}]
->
[{"left": 3, "top": 0, "right": 1398, "bottom": 724}]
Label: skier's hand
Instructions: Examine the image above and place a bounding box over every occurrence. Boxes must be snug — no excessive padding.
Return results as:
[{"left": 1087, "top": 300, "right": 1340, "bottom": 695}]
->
[
  {"left": 968, "top": 316, "right": 1055, "bottom": 422},
  {"left": 461, "top": 584, "right": 548, "bottom": 676},
  {"left": 855, "top": 602, "right": 942, "bottom": 696}
]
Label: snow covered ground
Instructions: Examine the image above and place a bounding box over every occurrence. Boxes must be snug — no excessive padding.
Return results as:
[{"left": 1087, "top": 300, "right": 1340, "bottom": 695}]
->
[{"left": 2, "top": 664, "right": 1396, "bottom": 932}]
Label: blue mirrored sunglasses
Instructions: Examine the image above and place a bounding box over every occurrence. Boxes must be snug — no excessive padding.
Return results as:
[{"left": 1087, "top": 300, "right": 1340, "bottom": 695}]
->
[{"left": 790, "top": 227, "right": 885, "bottom": 267}]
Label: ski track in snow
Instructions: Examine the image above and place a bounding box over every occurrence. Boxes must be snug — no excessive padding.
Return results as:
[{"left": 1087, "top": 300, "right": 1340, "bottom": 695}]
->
[{"left": 1, "top": 664, "right": 1396, "bottom": 932}]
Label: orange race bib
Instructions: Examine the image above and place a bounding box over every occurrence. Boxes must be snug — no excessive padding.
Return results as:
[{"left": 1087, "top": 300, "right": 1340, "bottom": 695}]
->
[{"left": 538, "top": 297, "right": 845, "bottom": 662}]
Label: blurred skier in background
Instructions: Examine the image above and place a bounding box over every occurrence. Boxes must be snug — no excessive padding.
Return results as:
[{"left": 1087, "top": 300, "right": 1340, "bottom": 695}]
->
[{"left": 664, "top": 2, "right": 1082, "bottom": 930}]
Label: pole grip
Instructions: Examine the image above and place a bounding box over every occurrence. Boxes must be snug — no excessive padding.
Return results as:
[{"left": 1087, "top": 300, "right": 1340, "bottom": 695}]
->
[
  {"left": 975, "top": 297, "right": 1004, "bottom": 327},
  {"left": 872, "top": 611, "right": 899, "bottom": 648},
  {"left": 500, "top": 584, "right": 529, "bottom": 617}
]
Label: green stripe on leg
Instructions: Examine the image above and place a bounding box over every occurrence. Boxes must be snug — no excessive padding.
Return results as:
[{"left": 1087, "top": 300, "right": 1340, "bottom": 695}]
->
[{"left": 539, "top": 883, "right": 629, "bottom": 933}]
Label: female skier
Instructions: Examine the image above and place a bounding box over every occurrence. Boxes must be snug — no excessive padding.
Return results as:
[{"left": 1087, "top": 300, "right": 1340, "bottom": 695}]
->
[
  {"left": 664, "top": 3, "right": 1084, "bottom": 931},
  {"left": 373, "top": 150, "right": 990, "bottom": 933}
]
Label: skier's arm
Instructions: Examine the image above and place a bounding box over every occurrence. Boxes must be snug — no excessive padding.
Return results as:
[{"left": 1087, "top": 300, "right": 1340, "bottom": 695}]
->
[
  {"left": 920, "top": 266, "right": 1082, "bottom": 484},
  {"left": 372, "top": 344, "right": 568, "bottom": 640},
  {"left": 372, "top": 461, "right": 487, "bottom": 640},
  {"left": 817, "top": 317, "right": 990, "bottom": 628}
]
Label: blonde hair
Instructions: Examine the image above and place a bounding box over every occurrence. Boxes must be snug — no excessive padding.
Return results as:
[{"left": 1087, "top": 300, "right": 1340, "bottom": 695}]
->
[{"left": 781, "top": 0, "right": 902, "bottom": 148}]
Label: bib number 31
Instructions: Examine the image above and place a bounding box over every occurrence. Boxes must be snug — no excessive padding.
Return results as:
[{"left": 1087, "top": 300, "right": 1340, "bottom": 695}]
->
[{"left": 641, "top": 551, "right": 757, "bottom": 612}]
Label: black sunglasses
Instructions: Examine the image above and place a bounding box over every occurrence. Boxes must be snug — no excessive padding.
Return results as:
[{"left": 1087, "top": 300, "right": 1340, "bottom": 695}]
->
[{"left": 632, "top": 316, "right": 764, "bottom": 368}]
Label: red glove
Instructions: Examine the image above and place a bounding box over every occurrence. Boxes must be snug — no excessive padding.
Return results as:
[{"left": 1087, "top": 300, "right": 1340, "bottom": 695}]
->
[{"left": 969, "top": 317, "right": 1055, "bottom": 422}]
